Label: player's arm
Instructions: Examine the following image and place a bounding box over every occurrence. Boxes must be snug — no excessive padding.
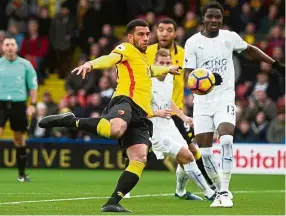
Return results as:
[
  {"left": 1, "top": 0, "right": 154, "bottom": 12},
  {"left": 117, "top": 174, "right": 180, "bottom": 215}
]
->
[
  {"left": 26, "top": 61, "right": 38, "bottom": 116},
  {"left": 88, "top": 53, "right": 121, "bottom": 70},
  {"left": 149, "top": 65, "right": 180, "bottom": 77},
  {"left": 183, "top": 39, "right": 196, "bottom": 75},
  {"left": 171, "top": 101, "right": 193, "bottom": 126},
  {"left": 148, "top": 93, "right": 171, "bottom": 118},
  {"left": 244, "top": 44, "right": 285, "bottom": 75},
  {"left": 244, "top": 45, "right": 274, "bottom": 64},
  {"left": 72, "top": 53, "right": 122, "bottom": 79},
  {"left": 29, "top": 90, "right": 37, "bottom": 105},
  {"left": 184, "top": 68, "right": 194, "bottom": 77},
  {"left": 232, "top": 32, "right": 285, "bottom": 75},
  {"left": 150, "top": 109, "right": 172, "bottom": 118},
  {"left": 26, "top": 62, "right": 38, "bottom": 104}
]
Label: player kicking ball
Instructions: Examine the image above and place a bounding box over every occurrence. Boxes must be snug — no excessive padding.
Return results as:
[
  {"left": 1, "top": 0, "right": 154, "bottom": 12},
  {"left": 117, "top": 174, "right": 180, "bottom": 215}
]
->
[
  {"left": 149, "top": 48, "right": 216, "bottom": 200},
  {"left": 184, "top": 1, "right": 285, "bottom": 208},
  {"left": 38, "top": 19, "right": 181, "bottom": 213}
]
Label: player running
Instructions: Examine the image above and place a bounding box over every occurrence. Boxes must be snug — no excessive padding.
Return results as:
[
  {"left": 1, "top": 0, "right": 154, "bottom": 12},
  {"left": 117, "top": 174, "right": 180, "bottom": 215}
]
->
[
  {"left": 150, "top": 48, "right": 216, "bottom": 200},
  {"left": 146, "top": 18, "right": 215, "bottom": 199},
  {"left": 39, "top": 19, "right": 179, "bottom": 213},
  {"left": 183, "top": 1, "right": 285, "bottom": 208}
]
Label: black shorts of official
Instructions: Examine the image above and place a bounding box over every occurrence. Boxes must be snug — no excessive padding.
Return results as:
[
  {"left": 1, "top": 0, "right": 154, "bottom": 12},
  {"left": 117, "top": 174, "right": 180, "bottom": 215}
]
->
[
  {"left": 101, "top": 96, "right": 153, "bottom": 156},
  {"left": 0, "top": 101, "right": 28, "bottom": 132},
  {"left": 172, "top": 115, "right": 195, "bottom": 144}
]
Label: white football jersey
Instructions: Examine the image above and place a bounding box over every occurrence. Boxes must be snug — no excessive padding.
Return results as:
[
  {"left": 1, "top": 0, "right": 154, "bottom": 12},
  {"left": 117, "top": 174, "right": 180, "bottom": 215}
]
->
[
  {"left": 151, "top": 74, "right": 174, "bottom": 129},
  {"left": 183, "top": 30, "right": 248, "bottom": 103}
]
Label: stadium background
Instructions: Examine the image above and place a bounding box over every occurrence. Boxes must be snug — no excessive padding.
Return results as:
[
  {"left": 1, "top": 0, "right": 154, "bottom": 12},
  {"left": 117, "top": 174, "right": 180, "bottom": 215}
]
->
[
  {"left": 0, "top": 0, "right": 284, "bottom": 143},
  {"left": 0, "top": 0, "right": 284, "bottom": 215},
  {"left": 0, "top": 0, "right": 284, "bottom": 168}
]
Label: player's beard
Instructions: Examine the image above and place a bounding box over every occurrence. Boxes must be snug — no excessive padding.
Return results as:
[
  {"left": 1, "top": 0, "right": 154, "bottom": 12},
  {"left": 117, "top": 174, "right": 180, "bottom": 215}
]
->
[
  {"left": 159, "top": 40, "right": 173, "bottom": 49},
  {"left": 134, "top": 41, "right": 147, "bottom": 52}
]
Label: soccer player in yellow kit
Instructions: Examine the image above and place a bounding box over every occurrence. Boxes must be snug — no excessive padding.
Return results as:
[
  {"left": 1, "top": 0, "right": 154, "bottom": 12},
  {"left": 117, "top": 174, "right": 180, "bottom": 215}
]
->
[
  {"left": 39, "top": 19, "right": 179, "bottom": 213},
  {"left": 147, "top": 18, "right": 215, "bottom": 199}
]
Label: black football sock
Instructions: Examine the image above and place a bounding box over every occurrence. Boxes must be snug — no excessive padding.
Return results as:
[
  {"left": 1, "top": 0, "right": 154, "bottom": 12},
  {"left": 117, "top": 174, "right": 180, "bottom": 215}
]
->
[
  {"left": 105, "top": 160, "right": 145, "bottom": 205},
  {"left": 196, "top": 157, "right": 214, "bottom": 186},
  {"left": 16, "top": 146, "right": 27, "bottom": 177},
  {"left": 74, "top": 118, "right": 111, "bottom": 138},
  {"left": 74, "top": 118, "right": 100, "bottom": 132}
]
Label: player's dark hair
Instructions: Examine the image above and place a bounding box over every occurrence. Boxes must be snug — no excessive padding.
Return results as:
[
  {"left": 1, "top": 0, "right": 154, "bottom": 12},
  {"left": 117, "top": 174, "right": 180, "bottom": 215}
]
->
[
  {"left": 157, "top": 18, "right": 177, "bottom": 30},
  {"left": 126, "top": 19, "right": 149, "bottom": 34},
  {"left": 154, "top": 48, "right": 171, "bottom": 62},
  {"left": 202, "top": 1, "right": 224, "bottom": 16}
]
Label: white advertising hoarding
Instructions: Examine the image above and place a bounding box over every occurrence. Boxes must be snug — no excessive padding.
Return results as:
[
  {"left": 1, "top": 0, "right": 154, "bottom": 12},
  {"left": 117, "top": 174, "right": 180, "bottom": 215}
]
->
[{"left": 212, "top": 143, "right": 285, "bottom": 175}]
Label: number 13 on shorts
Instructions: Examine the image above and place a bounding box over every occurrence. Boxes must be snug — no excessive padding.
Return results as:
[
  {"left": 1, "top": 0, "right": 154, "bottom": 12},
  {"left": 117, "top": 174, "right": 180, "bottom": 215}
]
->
[
  {"left": 227, "top": 105, "right": 235, "bottom": 115},
  {"left": 214, "top": 104, "right": 236, "bottom": 129}
]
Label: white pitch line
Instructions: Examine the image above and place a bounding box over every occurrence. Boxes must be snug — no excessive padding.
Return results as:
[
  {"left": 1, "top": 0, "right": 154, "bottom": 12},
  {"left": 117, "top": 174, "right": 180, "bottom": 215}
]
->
[
  {"left": 0, "top": 190, "right": 284, "bottom": 197},
  {"left": 0, "top": 190, "right": 284, "bottom": 205}
]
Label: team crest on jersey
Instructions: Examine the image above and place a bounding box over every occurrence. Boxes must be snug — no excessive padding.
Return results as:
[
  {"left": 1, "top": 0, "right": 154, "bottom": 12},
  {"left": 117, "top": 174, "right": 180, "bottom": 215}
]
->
[
  {"left": 116, "top": 44, "right": 126, "bottom": 51},
  {"left": 197, "top": 44, "right": 204, "bottom": 49},
  {"left": 225, "top": 41, "right": 231, "bottom": 48},
  {"left": 118, "top": 110, "right": 125, "bottom": 115}
]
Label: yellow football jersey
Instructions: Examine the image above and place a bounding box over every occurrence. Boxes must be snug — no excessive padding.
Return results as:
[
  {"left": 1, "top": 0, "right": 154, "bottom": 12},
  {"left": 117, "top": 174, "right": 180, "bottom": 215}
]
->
[
  {"left": 112, "top": 42, "right": 153, "bottom": 115},
  {"left": 146, "top": 43, "right": 185, "bottom": 110}
]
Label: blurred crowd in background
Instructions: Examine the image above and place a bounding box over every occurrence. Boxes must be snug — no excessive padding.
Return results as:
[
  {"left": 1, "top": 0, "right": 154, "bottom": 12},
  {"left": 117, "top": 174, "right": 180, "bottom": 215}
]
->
[{"left": 0, "top": 0, "right": 284, "bottom": 143}]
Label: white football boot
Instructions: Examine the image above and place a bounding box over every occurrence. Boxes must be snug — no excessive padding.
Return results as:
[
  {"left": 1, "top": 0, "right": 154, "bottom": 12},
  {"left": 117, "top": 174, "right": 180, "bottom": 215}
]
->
[
  {"left": 220, "top": 191, "right": 233, "bottom": 207},
  {"left": 228, "top": 190, "right": 233, "bottom": 200},
  {"left": 210, "top": 193, "right": 222, "bottom": 207},
  {"left": 210, "top": 191, "right": 233, "bottom": 208}
]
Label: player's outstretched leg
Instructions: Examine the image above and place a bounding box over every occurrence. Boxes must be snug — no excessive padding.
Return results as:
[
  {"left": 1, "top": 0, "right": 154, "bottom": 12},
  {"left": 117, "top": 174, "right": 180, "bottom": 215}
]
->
[
  {"left": 175, "top": 165, "right": 203, "bottom": 200},
  {"left": 38, "top": 112, "right": 75, "bottom": 128},
  {"left": 39, "top": 112, "right": 122, "bottom": 139},
  {"left": 101, "top": 144, "right": 147, "bottom": 212}
]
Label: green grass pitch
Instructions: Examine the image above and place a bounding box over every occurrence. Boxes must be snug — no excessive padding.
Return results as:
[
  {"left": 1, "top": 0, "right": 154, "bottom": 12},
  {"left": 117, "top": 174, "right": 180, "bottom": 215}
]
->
[{"left": 0, "top": 169, "right": 285, "bottom": 215}]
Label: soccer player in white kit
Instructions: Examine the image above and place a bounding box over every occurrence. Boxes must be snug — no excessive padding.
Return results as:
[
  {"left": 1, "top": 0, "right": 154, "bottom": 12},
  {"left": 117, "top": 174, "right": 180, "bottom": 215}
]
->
[
  {"left": 183, "top": 1, "right": 285, "bottom": 208},
  {"left": 150, "top": 48, "right": 216, "bottom": 200}
]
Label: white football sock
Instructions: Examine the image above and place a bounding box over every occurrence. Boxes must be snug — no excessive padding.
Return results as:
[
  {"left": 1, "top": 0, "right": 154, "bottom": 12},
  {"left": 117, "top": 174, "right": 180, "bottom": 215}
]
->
[
  {"left": 200, "top": 147, "right": 221, "bottom": 191},
  {"left": 183, "top": 161, "right": 215, "bottom": 198},
  {"left": 220, "top": 135, "right": 234, "bottom": 193},
  {"left": 175, "top": 165, "right": 189, "bottom": 196}
]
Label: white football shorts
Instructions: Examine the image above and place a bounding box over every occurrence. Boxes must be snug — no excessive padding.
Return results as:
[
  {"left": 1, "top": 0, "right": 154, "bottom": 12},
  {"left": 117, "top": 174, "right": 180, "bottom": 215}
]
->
[
  {"left": 193, "top": 101, "right": 236, "bottom": 135},
  {"left": 150, "top": 120, "right": 188, "bottom": 160}
]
